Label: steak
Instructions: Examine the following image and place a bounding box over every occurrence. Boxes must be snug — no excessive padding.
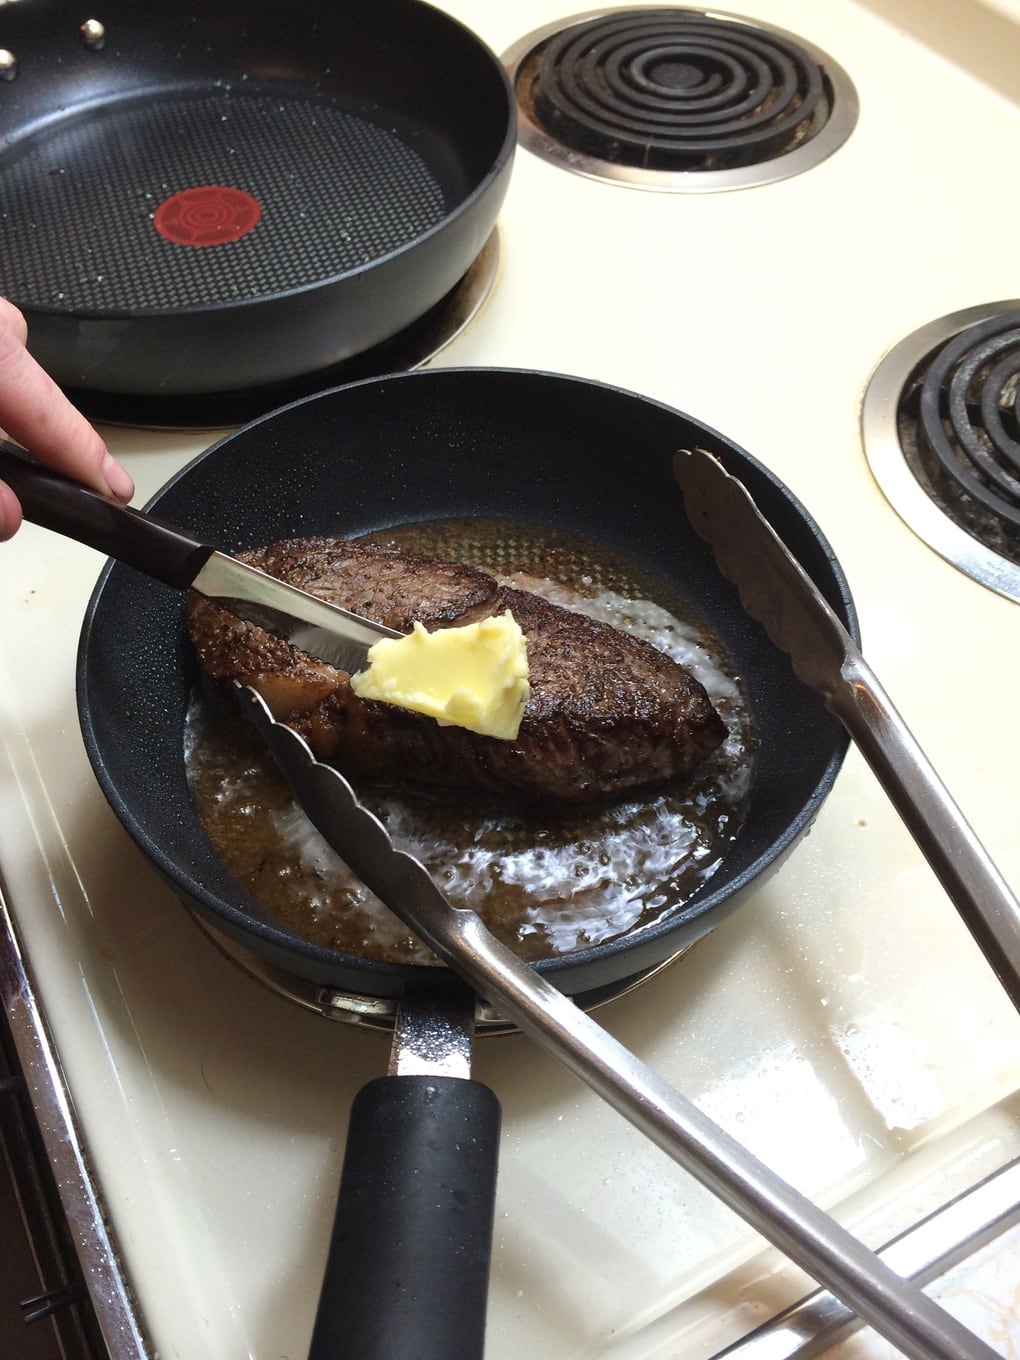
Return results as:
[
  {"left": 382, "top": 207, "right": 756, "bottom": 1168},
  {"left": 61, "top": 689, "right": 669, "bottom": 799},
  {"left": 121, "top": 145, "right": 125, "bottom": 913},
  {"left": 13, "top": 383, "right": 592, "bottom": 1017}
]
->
[{"left": 186, "top": 537, "right": 728, "bottom": 802}]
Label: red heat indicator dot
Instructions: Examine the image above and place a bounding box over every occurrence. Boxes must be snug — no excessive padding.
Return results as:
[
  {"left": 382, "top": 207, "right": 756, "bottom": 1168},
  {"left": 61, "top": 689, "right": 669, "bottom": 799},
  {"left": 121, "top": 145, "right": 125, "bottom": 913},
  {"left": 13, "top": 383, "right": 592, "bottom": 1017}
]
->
[{"left": 153, "top": 185, "right": 262, "bottom": 246}]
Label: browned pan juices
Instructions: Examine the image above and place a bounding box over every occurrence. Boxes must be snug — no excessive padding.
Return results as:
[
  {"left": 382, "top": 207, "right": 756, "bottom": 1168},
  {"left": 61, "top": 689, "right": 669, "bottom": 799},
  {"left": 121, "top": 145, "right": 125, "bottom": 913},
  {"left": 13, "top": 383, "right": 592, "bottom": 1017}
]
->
[{"left": 185, "top": 519, "right": 756, "bottom": 965}]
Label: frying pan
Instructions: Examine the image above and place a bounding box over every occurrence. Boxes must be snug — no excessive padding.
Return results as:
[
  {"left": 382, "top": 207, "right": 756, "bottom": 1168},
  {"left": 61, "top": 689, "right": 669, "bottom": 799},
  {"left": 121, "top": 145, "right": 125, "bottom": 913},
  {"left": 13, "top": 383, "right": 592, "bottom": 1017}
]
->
[
  {"left": 73, "top": 368, "right": 858, "bottom": 1358},
  {"left": 76, "top": 367, "right": 856, "bottom": 1002},
  {"left": 0, "top": 0, "right": 515, "bottom": 396}
]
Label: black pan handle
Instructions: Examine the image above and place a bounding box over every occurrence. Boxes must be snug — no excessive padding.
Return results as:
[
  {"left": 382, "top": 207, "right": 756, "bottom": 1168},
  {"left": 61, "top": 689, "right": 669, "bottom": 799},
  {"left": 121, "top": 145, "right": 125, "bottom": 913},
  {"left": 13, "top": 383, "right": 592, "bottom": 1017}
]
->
[
  {"left": 309, "top": 1075, "right": 501, "bottom": 1360},
  {"left": 0, "top": 440, "right": 216, "bottom": 588}
]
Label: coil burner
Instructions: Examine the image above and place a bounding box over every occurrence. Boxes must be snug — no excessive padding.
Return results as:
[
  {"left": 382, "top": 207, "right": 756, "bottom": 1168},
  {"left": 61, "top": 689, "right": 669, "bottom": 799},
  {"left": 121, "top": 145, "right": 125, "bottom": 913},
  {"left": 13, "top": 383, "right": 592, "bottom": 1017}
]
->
[
  {"left": 504, "top": 8, "right": 858, "bottom": 190},
  {"left": 862, "top": 303, "right": 1020, "bottom": 602}
]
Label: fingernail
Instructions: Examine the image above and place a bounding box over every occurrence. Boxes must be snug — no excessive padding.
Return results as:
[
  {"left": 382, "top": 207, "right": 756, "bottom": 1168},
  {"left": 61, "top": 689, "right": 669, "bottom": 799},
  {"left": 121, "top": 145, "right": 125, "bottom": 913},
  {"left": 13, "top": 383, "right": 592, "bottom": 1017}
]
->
[{"left": 101, "top": 452, "right": 134, "bottom": 502}]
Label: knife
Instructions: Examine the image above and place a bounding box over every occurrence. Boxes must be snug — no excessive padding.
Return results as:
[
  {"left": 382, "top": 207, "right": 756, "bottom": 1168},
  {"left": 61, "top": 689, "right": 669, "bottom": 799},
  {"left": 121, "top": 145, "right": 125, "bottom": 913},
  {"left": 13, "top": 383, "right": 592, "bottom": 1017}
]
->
[
  {"left": 0, "top": 440, "right": 400, "bottom": 675},
  {"left": 673, "top": 446, "right": 1020, "bottom": 1013}
]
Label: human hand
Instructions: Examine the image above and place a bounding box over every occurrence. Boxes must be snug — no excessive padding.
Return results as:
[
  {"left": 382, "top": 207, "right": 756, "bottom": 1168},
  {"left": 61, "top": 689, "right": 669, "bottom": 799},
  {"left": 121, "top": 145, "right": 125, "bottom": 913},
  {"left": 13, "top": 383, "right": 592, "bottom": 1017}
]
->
[{"left": 0, "top": 297, "right": 134, "bottom": 541}]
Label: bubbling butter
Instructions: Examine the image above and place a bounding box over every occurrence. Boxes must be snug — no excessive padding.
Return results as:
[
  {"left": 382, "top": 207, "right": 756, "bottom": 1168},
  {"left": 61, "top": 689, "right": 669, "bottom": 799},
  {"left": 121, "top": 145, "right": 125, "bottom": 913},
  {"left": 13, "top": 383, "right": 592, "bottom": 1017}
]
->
[{"left": 350, "top": 610, "right": 530, "bottom": 740}]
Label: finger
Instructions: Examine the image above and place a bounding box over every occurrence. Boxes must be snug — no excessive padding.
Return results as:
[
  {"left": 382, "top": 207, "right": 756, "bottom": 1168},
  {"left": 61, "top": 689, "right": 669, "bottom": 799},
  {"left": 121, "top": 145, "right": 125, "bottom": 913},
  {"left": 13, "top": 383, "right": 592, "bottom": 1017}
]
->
[
  {"left": 0, "top": 299, "right": 134, "bottom": 502},
  {"left": 0, "top": 479, "right": 23, "bottom": 542}
]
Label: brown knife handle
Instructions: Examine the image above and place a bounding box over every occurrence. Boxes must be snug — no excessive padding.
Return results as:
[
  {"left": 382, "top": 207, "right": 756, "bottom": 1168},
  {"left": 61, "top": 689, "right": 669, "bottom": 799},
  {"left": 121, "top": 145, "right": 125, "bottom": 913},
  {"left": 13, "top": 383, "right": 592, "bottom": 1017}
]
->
[{"left": 0, "top": 440, "right": 215, "bottom": 588}]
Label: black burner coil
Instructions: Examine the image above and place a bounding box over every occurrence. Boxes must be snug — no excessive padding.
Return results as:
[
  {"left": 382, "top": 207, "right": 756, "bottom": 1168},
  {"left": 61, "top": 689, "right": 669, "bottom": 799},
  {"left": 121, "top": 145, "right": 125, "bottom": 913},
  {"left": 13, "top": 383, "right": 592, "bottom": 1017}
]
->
[
  {"left": 901, "top": 311, "right": 1020, "bottom": 558},
  {"left": 524, "top": 9, "right": 830, "bottom": 170}
]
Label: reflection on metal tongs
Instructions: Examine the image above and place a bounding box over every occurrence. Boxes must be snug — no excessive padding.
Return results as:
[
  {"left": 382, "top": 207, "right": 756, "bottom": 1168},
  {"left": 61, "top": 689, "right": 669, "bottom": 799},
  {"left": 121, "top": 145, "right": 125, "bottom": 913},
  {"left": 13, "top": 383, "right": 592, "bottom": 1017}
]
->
[
  {"left": 240, "top": 686, "right": 1004, "bottom": 1360},
  {"left": 674, "top": 447, "right": 1020, "bottom": 1013}
]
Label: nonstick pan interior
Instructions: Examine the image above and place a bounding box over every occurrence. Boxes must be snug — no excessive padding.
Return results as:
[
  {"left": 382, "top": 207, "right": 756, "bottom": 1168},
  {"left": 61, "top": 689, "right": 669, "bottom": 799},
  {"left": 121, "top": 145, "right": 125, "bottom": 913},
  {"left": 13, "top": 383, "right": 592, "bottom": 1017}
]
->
[
  {"left": 77, "top": 368, "right": 857, "bottom": 998},
  {"left": 0, "top": 0, "right": 515, "bottom": 395}
]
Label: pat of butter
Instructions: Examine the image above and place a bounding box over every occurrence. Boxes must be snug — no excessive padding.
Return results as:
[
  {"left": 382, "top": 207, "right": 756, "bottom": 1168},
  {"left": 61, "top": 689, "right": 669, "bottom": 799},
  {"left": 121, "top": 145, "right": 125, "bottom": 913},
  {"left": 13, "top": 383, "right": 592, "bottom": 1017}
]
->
[{"left": 350, "top": 610, "right": 530, "bottom": 740}]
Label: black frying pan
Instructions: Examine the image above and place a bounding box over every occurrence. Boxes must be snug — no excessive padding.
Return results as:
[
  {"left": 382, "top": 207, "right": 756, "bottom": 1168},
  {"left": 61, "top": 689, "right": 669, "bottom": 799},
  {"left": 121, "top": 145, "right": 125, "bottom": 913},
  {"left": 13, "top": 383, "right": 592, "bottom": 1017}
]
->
[
  {"left": 76, "top": 367, "right": 856, "bottom": 1000},
  {"left": 0, "top": 0, "right": 515, "bottom": 396},
  {"left": 66, "top": 367, "right": 857, "bottom": 1359}
]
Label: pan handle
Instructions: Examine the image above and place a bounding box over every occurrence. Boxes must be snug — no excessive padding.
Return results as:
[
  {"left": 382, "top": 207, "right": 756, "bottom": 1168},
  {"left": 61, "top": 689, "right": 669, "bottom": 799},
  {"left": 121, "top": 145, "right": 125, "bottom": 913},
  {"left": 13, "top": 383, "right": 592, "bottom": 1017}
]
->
[
  {"left": 0, "top": 440, "right": 215, "bottom": 587},
  {"left": 309, "top": 1074, "right": 501, "bottom": 1360}
]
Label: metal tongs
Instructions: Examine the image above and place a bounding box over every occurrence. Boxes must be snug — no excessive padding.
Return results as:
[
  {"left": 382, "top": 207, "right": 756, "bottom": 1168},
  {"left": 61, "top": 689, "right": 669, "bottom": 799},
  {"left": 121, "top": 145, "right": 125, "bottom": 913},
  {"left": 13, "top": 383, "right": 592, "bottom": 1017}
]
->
[
  {"left": 242, "top": 673, "right": 1007, "bottom": 1360},
  {"left": 673, "top": 448, "right": 1020, "bottom": 1012}
]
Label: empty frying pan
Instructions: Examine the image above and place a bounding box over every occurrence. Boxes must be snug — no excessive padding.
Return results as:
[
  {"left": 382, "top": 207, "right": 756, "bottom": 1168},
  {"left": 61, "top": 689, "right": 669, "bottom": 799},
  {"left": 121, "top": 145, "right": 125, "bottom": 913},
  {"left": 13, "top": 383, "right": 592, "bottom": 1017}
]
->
[{"left": 0, "top": 0, "right": 515, "bottom": 396}]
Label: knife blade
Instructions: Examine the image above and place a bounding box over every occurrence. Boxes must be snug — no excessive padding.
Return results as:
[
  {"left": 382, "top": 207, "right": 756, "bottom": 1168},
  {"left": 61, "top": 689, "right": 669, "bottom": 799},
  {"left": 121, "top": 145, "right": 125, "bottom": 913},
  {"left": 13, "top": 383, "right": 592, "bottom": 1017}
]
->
[
  {"left": 187, "top": 552, "right": 400, "bottom": 674},
  {"left": 673, "top": 446, "right": 1020, "bottom": 1012},
  {"left": 0, "top": 439, "right": 400, "bottom": 675}
]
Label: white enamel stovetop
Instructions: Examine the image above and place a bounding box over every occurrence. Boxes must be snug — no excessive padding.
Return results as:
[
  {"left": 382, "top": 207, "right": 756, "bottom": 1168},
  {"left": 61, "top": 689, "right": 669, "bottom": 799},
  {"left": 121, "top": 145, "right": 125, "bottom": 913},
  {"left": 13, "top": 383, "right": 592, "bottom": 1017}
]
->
[{"left": 1, "top": 1, "right": 1019, "bottom": 1357}]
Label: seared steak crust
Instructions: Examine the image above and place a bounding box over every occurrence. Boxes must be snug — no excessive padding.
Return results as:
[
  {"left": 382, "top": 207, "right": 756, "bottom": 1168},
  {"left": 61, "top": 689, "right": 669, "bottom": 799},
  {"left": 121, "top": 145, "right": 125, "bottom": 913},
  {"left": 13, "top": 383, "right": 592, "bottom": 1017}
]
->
[{"left": 186, "top": 538, "right": 728, "bottom": 802}]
